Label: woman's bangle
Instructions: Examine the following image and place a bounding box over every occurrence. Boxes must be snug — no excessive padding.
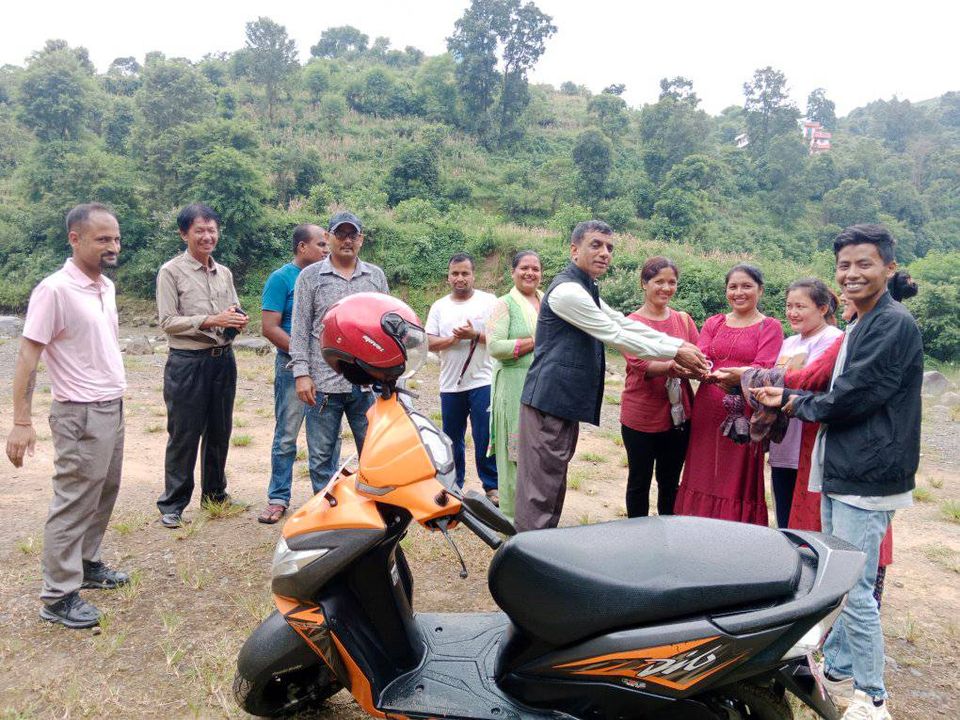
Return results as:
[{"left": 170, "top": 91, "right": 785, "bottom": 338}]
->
[{"left": 14, "top": 421, "right": 33, "bottom": 427}]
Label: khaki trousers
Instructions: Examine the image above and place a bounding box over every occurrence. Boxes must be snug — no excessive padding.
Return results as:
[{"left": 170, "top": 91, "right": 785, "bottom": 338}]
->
[
  {"left": 41, "top": 399, "right": 124, "bottom": 602},
  {"left": 514, "top": 403, "right": 579, "bottom": 532}
]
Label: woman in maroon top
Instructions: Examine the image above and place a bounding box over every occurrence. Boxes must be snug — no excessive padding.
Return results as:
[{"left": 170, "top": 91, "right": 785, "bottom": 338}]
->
[{"left": 620, "top": 257, "right": 699, "bottom": 517}]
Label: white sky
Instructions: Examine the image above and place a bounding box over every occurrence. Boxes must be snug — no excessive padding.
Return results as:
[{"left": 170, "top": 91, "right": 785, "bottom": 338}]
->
[{"left": 3, "top": 0, "right": 957, "bottom": 117}]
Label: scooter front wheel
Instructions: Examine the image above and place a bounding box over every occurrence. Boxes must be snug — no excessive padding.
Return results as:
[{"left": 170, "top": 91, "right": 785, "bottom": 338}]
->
[{"left": 233, "top": 662, "right": 340, "bottom": 718}]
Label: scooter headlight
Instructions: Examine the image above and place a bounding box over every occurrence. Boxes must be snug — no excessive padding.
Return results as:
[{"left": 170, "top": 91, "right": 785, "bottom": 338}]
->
[
  {"left": 781, "top": 603, "right": 845, "bottom": 660},
  {"left": 271, "top": 536, "right": 329, "bottom": 580}
]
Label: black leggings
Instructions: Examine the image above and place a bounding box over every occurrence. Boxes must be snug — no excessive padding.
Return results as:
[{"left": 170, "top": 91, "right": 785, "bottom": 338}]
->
[
  {"left": 770, "top": 466, "right": 798, "bottom": 529},
  {"left": 621, "top": 422, "right": 690, "bottom": 518}
]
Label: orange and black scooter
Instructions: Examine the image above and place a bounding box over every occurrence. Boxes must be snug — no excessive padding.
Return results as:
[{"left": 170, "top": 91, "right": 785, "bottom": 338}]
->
[{"left": 234, "top": 293, "right": 865, "bottom": 720}]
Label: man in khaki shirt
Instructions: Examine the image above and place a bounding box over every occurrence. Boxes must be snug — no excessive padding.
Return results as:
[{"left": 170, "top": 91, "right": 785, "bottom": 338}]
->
[{"left": 155, "top": 203, "right": 248, "bottom": 528}]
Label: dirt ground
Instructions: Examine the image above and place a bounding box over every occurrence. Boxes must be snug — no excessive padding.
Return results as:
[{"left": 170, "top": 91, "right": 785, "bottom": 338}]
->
[{"left": 0, "top": 330, "right": 958, "bottom": 720}]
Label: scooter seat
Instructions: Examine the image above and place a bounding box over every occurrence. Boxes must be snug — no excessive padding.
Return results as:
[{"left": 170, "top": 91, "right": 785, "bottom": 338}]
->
[{"left": 488, "top": 516, "right": 802, "bottom": 646}]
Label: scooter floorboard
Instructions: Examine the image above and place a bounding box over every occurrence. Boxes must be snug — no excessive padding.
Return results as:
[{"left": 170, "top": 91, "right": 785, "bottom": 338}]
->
[{"left": 379, "top": 612, "right": 568, "bottom": 720}]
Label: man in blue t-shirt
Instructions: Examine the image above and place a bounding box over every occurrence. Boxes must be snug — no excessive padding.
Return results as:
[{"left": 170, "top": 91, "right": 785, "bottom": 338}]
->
[{"left": 257, "top": 224, "right": 339, "bottom": 523}]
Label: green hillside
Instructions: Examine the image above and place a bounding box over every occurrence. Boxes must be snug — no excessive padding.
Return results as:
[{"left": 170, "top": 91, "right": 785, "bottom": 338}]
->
[{"left": 0, "top": 9, "right": 958, "bottom": 359}]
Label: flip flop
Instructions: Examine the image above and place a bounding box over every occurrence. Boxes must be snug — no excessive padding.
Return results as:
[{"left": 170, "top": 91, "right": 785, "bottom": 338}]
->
[{"left": 257, "top": 504, "right": 286, "bottom": 524}]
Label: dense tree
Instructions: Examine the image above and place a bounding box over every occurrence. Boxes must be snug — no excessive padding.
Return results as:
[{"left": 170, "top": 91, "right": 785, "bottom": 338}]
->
[
  {"left": 17, "top": 48, "right": 96, "bottom": 141},
  {"left": 496, "top": 0, "right": 556, "bottom": 144},
  {"left": 135, "top": 59, "right": 215, "bottom": 133},
  {"left": 822, "top": 179, "right": 882, "bottom": 228},
  {"left": 659, "top": 76, "right": 699, "bottom": 106},
  {"left": 572, "top": 129, "right": 612, "bottom": 205},
  {"left": 311, "top": 26, "right": 369, "bottom": 58},
  {"left": 743, "top": 66, "right": 800, "bottom": 154},
  {"left": 587, "top": 92, "right": 628, "bottom": 138},
  {"left": 638, "top": 89, "right": 710, "bottom": 182},
  {"left": 104, "top": 57, "right": 142, "bottom": 96},
  {"left": 447, "top": 0, "right": 504, "bottom": 134},
  {"left": 603, "top": 83, "right": 626, "bottom": 96},
  {"left": 384, "top": 143, "right": 441, "bottom": 206},
  {"left": 242, "top": 17, "right": 299, "bottom": 123},
  {"left": 806, "top": 88, "right": 837, "bottom": 128},
  {"left": 302, "top": 61, "right": 329, "bottom": 105}
]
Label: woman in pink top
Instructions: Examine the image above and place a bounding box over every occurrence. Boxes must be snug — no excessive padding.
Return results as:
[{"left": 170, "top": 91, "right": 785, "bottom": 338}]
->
[
  {"left": 674, "top": 264, "right": 784, "bottom": 525},
  {"left": 620, "top": 257, "right": 699, "bottom": 517},
  {"left": 768, "top": 278, "right": 843, "bottom": 528}
]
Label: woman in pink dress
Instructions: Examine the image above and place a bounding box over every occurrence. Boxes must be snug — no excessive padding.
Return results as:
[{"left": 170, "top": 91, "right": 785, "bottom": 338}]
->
[{"left": 673, "top": 264, "right": 784, "bottom": 525}]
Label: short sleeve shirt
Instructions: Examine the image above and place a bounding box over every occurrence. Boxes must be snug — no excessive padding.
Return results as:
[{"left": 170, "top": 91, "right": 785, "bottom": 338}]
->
[
  {"left": 425, "top": 291, "right": 498, "bottom": 393},
  {"left": 261, "top": 262, "right": 301, "bottom": 336},
  {"left": 22, "top": 260, "right": 126, "bottom": 402}
]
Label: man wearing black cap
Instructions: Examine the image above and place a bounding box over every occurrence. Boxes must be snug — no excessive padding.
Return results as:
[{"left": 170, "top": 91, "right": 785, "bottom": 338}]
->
[{"left": 288, "top": 211, "right": 388, "bottom": 492}]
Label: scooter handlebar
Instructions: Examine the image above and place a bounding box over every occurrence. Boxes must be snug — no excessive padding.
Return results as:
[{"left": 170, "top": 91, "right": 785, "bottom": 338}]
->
[{"left": 457, "top": 509, "right": 504, "bottom": 550}]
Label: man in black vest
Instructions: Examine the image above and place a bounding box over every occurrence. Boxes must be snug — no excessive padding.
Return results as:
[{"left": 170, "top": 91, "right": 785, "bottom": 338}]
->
[{"left": 515, "top": 220, "right": 708, "bottom": 531}]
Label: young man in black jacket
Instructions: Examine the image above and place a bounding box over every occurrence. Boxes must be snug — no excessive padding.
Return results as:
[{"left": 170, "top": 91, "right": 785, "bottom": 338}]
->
[{"left": 753, "top": 224, "right": 922, "bottom": 720}]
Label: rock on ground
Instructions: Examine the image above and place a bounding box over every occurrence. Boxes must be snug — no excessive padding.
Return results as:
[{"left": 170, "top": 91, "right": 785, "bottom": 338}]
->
[
  {"left": 922, "top": 370, "right": 951, "bottom": 396},
  {"left": 124, "top": 336, "right": 154, "bottom": 355},
  {"left": 0, "top": 316, "right": 24, "bottom": 337},
  {"left": 233, "top": 338, "right": 273, "bottom": 355},
  {"left": 939, "top": 391, "right": 960, "bottom": 408}
]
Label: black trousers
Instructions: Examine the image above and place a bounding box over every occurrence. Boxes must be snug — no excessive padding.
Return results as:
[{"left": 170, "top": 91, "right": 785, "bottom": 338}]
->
[
  {"left": 621, "top": 422, "right": 690, "bottom": 518},
  {"left": 157, "top": 348, "right": 236, "bottom": 515},
  {"left": 770, "top": 466, "right": 798, "bottom": 529}
]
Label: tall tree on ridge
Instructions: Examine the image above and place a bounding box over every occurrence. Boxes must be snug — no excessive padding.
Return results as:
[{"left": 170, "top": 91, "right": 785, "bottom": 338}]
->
[{"left": 244, "top": 17, "right": 299, "bottom": 124}]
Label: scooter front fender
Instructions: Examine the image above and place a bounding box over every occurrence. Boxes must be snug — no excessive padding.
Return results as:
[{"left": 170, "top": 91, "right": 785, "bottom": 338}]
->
[
  {"left": 777, "top": 659, "right": 841, "bottom": 720},
  {"left": 237, "top": 609, "right": 323, "bottom": 681}
]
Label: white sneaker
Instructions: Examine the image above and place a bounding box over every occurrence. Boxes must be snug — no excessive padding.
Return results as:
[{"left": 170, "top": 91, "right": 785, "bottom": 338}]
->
[{"left": 841, "top": 690, "right": 892, "bottom": 720}]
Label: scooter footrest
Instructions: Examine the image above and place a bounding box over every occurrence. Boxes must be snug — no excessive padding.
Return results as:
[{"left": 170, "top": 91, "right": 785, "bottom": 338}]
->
[{"left": 379, "top": 613, "right": 564, "bottom": 720}]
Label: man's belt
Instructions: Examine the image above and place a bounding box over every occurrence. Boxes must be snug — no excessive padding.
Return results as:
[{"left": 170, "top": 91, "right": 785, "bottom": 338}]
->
[{"left": 170, "top": 346, "right": 232, "bottom": 357}]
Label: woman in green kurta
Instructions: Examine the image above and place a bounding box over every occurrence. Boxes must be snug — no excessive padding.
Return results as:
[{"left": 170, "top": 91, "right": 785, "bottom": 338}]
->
[{"left": 486, "top": 251, "right": 542, "bottom": 518}]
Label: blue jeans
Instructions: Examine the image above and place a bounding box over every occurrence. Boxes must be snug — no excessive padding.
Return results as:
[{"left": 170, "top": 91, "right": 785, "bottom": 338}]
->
[
  {"left": 441, "top": 386, "right": 498, "bottom": 492},
  {"left": 305, "top": 384, "right": 374, "bottom": 495},
  {"left": 821, "top": 495, "right": 893, "bottom": 700},
  {"left": 266, "top": 353, "right": 342, "bottom": 507}
]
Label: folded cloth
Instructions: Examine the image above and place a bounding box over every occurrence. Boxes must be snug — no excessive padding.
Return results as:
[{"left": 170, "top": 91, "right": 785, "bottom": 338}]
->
[
  {"left": 741, "top": 367, "right": 789, "bottom": 443},
  {"left": 720, "top": 389, "right": 751, "bottom": 444}
]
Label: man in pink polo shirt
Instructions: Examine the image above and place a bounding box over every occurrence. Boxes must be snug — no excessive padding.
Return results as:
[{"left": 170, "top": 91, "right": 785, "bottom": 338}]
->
[{"left": 5, "top": 203, "right": 130, "bottom": 630}]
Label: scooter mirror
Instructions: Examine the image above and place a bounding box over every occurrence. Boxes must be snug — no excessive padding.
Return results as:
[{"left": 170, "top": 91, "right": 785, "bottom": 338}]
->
[{"left": 462, "top": 490, "right": 518, "bottom": 537}]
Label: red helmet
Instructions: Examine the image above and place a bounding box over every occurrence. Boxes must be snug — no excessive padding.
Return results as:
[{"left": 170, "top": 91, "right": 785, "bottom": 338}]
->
[{"left": 321, "top": 293, "right": 427, "bottom": 385}]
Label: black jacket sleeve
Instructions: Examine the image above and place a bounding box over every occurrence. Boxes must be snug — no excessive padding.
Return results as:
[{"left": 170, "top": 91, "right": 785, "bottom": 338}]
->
[{"left": 787, "top": 311, "right": 909, "bottom": 425}]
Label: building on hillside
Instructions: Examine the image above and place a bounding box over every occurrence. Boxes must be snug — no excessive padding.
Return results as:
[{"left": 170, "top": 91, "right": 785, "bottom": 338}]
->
[
  {"left": 735, "top": 133, "right": 750, "bottom": 149},
  {"left": 800, "top": 119, "right": 832, "bottom": 154}
]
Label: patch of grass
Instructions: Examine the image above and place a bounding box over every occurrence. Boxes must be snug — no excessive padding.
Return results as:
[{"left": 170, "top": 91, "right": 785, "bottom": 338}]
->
[
  {"left": 900, "top": 612, "right": 922, "bottom": 644},
  {"left": 115, "top": 569, "right": 144, "bottom": 601},
  {"left": 296, "top": 464, "right": 311, "bottom": 478},
  {"left": 255, "top": 406, "right": 273, "bottom": 417},
  {"left": 233, "top": 417, "right": 247, "bottom": 428},
  {"left": 620, "top": 453, "right": 629, "bottom": 468},
  {"left": 15, "top": 534, "right": 42, "bottom": 555},
  {"left": 123, "top": 357, "right": 146, "bottom": 371},
  {"left": 920, "top": 543, "right": 960, "bottom": 574},
  {"left": 232, "top": 592, "right": 274, "bottom": 625},
  {"left": 579, "top": 451, "right": 607, "bottom": 463},
  {"left": 341, "top": 428, "right": 354, "bottom": 440},
  {"left": 567, "top": 469, "right": 587, "bottom": 491},
  {"left": 577, "top": 512, "right": 596, "bottom": 525},
  {"left": 159, "top": 639, "right": 187, "bottom": 673},
  {"left": 159, "top": 609, "right": 184, "bottom": 633},
  {"left": 174, "top": 515, "right": 207, "bottom": 541},
  {"left": 912, "top": 487, "right": 933, "bottom": 503},
  {"left": 177, "top": 562, "right": 212, "bottom": 590},
  {"left": 110, "top": 510, "right": 152, "bottom": 536},
  {"left": 150, "top": 406, "right": 166, "bottom": 417},
  {"left": 603, "top": 376, "right": 622, "bottom": 386},
  {"left": 600, "top": 429, "right": 624, "bottom": 447},
  {"left": 940, "top": 500, "right": 960, "bottom": 524},
  {"left": 952, "top": 405, "right": 960, "bottom": 422},
  {"left": 145, "top": 423, "right": 164, "bottom": 433},
  {"left": 296, "top": 448, "right": 307, "bottom": 461},
  {"left": 603, "top": 393, "right": 621, "bottom": 405},
  {"left": 201, "top": 496, "right": 248, "bottom": 519},
  {"left": 430, "top": 410, "right": 443, "bottom": 425},
  {"left": 928, "top": 476, "right": 944, "bottom": 489},
  {"left": 234, "top": 398, "right": 246, "bottom": 410},
  {"left": 231, "top": 434, "right": 252, "bottom": 447}
]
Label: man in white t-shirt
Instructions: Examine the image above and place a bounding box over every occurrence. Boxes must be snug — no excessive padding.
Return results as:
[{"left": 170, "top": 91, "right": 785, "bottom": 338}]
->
[{"left": 426, "top": 253, "right": 499, "bottom": 502}]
